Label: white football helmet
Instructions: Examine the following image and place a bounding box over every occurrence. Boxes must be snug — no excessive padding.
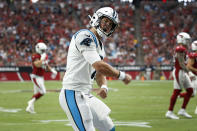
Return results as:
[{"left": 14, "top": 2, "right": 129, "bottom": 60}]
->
[
  {"left": 176, "top": 32, "right": 191, "bottom": 45},
  {"left": 35, "top": 42, "right": 47, "bottom": 54},
  {"left": 191, "top": 40, "right": 197, "bottom": 51},
  {"left": 89, "top": 7, "right": 119, "bottom": 38}
]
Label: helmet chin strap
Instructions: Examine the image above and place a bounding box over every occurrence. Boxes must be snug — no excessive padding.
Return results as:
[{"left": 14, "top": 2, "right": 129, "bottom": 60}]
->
[
  {"left": 96, "top": 28, "right": 105, "bottom": 38},
  {"left": 96, "top": 27, "right": 107, "bottom": 39}
]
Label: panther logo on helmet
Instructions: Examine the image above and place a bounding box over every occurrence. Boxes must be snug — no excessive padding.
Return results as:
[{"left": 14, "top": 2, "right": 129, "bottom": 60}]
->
[
  {"left": 35, "top": 42, "right": 47, "bottom": 54},
  {"left": 89, "top": 7, "right": 119, "bottom": 38}
]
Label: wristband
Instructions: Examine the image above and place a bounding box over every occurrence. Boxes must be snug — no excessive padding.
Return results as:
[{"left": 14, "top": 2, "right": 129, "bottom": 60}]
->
[
  {"left": 118, "top": 71, "right": 126, "bottom": 80},
  {"left": 51, "top": 68, "right": 57, "bottom": 75},
  {"left": 101, "top": 85, "right": 108, "bottom": 92}
]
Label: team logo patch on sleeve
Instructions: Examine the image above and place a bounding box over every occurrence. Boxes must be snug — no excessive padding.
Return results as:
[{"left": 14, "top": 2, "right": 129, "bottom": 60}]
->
[{"left": 80, "top": 38, "right": 93, "bottom": 46}]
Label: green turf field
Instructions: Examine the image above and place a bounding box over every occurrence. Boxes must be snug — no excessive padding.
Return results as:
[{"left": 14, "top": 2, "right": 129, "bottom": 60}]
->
[{"left": 0, "top": 80, "right": 197, "bottom": 131}]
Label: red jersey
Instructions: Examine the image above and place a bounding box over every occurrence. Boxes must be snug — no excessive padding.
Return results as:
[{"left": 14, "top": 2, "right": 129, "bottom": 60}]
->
[
  {"left": 188, "top": 52, "right": 197, "bottom": 75},
  {"left": 32, "top": 53, "right": 45, "bottom": 76},
  {"left": 174, "top": 45, "right": 187, "bottom": 70}
]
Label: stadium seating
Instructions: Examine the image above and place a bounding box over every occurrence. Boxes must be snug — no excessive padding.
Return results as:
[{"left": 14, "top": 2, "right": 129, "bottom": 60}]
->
[{"left": 0, "top": 0, "right": 196, "bottom": 66}]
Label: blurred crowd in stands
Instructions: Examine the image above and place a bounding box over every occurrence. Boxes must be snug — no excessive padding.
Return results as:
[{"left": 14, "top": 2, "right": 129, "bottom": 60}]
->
[
  {"left": 0, "top": 0, "right": 197, "bottom": 67},
  {"left": 141, "top": 1, "right": 197, "bottom": 66}
]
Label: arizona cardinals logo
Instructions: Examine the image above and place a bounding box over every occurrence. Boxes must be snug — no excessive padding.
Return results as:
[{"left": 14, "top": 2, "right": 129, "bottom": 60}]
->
[{"left": 179, "top": 35, "right": 183, "bottom": 38}]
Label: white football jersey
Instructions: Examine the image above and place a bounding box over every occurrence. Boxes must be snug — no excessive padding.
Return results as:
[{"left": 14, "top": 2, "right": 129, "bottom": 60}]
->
[{"left": 62, "top": 29, "right": 105, "bottom": 93}]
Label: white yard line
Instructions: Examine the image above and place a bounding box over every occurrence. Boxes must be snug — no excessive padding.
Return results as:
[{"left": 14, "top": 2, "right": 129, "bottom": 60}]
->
[
  {"left": 1, "top": 119, "right": 152, "bottom": 128},
  {"left": 114, "top": 121, "right": 152, "bottom": 128},
  {"left": 37, "top": 120, "right": 69, "bottom": 123},
  {"left": 0, "top": 89, "right": 60, "bottom": 94},
  {"left": 37, "top": 119, "right": 152, "bottom": 128},
  {"left": 0, "top": 90, "right": 23, "bottom": 94},
  {"left": 0, "top": 123, "right": 46, "bottom": 126},
  {"left": 0, "top": 107, "right": 22, "bottom": 113}
]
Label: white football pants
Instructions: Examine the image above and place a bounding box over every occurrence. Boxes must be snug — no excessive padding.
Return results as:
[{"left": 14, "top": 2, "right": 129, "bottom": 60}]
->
[
  {"left": 30, "top": 74, "right": 46, "bottom": 95},
  {"left": 59, "top": 89, "right": 115, "bottom": 131},
  {"left": 172, "top": 69, "right": 192, "bottom": 90}
]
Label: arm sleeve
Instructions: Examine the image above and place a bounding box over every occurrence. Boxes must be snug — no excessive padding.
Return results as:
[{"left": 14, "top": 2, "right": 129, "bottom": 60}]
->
[
  {"left": 75, "top": 31, "right": 98, "bottom": 53},
  {"left": 82, "top": 50, "right": 101, "bottom": 65},
  {"left": 75, "top": 31, "right": 101, "bottom": 64}
]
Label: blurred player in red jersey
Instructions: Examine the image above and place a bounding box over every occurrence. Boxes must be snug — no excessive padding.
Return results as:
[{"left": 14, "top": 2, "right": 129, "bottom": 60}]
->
[
  {"left": 26, "top": 42, "right": 57, "bottom": 113},
  {"left": 165, "top": 32, "right": 193, "bottom": 119},
  {"left": 179, "top": 40, "right": 197, "bottom": 114}
]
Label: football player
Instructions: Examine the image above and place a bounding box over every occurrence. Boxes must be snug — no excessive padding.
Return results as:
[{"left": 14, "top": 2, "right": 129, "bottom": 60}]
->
[
  {"left": 26, "top": 42, "right": 57, "bottom": 113},
  {"left": 165, "top": 32, "right": 193, "bottom": 119},
  {"left": 59, "top": 7, "right": 131, "bottom": 131},
  {"left": 179, "top": 40, "right": 197, "bottom": 114}
]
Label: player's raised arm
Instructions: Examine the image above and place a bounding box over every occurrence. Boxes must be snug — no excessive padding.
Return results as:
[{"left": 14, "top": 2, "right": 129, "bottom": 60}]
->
[
  {"left": 95, "top": 72, "right": 107, "bottom": 87},
  {"left": 92, "top": 60, "right": 131, "bottom": 85},
  {"left": 93, "top": 72, "right": 108, "bottom": 99},
  {"left": 33, "top": 57, "right": 47, "bottom": 68},
  {"left": 46, "top": 64, "right": 57, "bottom": 76}
]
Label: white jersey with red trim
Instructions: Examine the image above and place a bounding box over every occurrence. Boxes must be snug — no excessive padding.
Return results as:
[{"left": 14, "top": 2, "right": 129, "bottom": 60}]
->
[
  {"left": 172, "top": 45, "right": 192, "bottom": 89},
  {"left": 174, "top": 45, "right": 187, "bottom": 71},
  {"left": 62, "top": 29, "right": 105, "bottom": 93}
]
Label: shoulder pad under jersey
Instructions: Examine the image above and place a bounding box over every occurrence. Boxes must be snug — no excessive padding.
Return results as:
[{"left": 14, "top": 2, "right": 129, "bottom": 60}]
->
[{"left": 175, "top": 45, "right": 186, "bottom": 53}]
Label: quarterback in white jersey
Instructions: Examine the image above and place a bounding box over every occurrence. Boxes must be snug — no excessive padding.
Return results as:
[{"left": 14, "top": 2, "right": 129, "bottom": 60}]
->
[
  {"left": 59, "top": 7, "right": 131, "bottom": 131},
  {"left": 62, "top": 29, "right": 105, "bottom": 93}
]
